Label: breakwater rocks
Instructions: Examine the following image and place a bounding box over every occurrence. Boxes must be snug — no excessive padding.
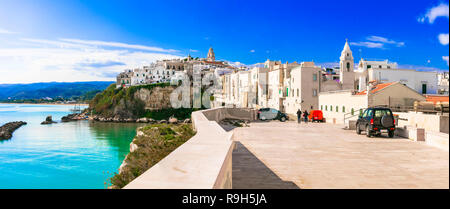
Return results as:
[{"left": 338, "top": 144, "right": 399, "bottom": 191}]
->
[
  {"left": 41, "top": 116, "right": 57, "bottom": 125},
  {"left": 0, "top": 121, "right": 27, "bottom": 140},
  {"left": 61, "top": 113, "right": 88, "bottom": 122}
]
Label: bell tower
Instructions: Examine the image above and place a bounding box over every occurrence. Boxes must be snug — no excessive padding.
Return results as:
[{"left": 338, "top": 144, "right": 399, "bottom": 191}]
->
[
  {"left": 207, "top": 47, "right": 215, "bottom": 62},
  {"left": 339, "top": 39, "right": 355, "bottom": 89}
]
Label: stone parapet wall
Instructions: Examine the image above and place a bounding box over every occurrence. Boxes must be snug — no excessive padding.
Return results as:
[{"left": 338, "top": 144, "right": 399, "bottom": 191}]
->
[
  {"left": 124, "top": 107, "right": 252, "bottom": 189},
  {"left": 395, "top": 112, "right": 449, "bottom": 134}
]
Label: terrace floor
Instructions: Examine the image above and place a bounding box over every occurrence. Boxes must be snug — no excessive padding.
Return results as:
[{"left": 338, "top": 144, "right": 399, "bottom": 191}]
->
[{"left": 231, "top": 121, "right": 449, "bottom": 189}]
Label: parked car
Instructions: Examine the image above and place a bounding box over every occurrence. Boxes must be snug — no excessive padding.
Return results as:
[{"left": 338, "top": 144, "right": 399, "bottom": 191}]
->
[
  {"left": 257, "top": 108, "right": 288, "bottom": 122},
  {"left": 356, "top": 107, "right": 396, "bottom": 138},
  {"left": 308, "top": 110, "right": 324, "bottom": 122}
]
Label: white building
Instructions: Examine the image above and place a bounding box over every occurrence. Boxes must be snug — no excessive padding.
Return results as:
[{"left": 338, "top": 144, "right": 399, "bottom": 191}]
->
[
  {"left": 437, "top": 72, "right": 449, "bottom": 95},
  {"left": 319, "top": 82, "right": 426, "bottom": 124},
  {"left": 237, "top": 71, "right": 251, "bottom": 107},
  {"left": 267, "top": 69, "right": 283, "bottom": 111},
  {"left": 319, "top": 40, "right": 357, "bottom": 92},
  {"left": 284, "top": 62, "right": 322, "bottom": 115},
  {"left": 248, "top": 67, "right": 269, "bottom": 108},
  {"left": 354, "top": 58, "right": 438, "bottom": 94},
  {"left": 354, "top": 59, "right": 398, "bottom": 91},
  {"left": 116, "top": 47, "right": 235, "bottom": 89}
]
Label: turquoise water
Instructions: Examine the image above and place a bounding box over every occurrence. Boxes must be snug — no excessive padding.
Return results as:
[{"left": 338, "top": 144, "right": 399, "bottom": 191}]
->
[{"left": 0, "top": 104, "right": 142, "bottom": 189}]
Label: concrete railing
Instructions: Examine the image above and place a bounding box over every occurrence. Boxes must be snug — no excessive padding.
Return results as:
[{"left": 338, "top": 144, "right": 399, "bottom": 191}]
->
[{"left": 124, "top": 107, "right": 255, "bottom": 189}]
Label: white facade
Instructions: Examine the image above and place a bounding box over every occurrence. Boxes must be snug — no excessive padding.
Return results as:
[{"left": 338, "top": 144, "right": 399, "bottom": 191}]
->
[
  {"left": 267, "top": 69, "right": 282, "bottom": 110},
  {"left": 437, "top": 72, "right": 449, "bottom": 95},
  {"left": 319, "top": 90, "right": 368, "bottom": 124},
  {"left": 354, "top": 58, "right": 438, "bottom": 94},
  {"left": 284, "top": 62, "right": 322, "bottom": 115},
  {"left": 237, "top": 71, "right": 250, "bottom": 107},
  {"left": 339, "top": 40, "right": 355, "bottom": 90},
  {"left": 248, "top": 67, "right": 269, "bottom": 108},
  {"left": 367, "top": 68, "right": 438, "bottom": 94},
  {"left": 355, "top": 59, "right": 398, "bottom": 91}
]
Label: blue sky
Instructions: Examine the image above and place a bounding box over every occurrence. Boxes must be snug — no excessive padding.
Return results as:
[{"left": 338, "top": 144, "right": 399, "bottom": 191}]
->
[{"left": 0, "top": 0, "right": 448, "bottom": 83}]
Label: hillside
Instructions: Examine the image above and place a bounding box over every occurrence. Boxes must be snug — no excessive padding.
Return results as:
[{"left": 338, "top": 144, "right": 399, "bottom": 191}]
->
[
  {"left": 89, "top": 83, "right": 201, "bottom": 120},
  {"left": 0, "top": 81, "right": 114, "bottom": 101}
]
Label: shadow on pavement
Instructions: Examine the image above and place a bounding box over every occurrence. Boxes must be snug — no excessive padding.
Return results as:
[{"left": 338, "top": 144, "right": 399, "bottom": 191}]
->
[{"left": 232, "top": 141, "right": 300, "bottom": 189}]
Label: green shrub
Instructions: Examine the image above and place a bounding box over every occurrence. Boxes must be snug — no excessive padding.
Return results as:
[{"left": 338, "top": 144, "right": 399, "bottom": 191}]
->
[{"left": 109, "top": 123, "right": 196, "bottom": 188}]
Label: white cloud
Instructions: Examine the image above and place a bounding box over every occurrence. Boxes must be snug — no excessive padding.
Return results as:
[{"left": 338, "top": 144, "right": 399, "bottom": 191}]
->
[
  {"left": 351, "top": 36, "right": 405, "bottom": 49},
  {"left": 189, "top": 49, "right": 198, "bottom": 53},
  {"left": 443, "top": 56, "right": 449, "bottom": 66},
  {"left": 0, "top": 28, "right": 16, "bottom": 34},
  {"left": 366, "top": 36, "right": 405, "bottom": 47},
  {"left": 0, "top": 37, "right": 181, "bottom": 83},
  {"left": 250, "top": 49, "right": 255, "bottom": 53},
  {"left": 350, "top": 41, "right": 384, "bottom": 48},
  {"left": 59, "top": 38, "right": 178, "bottom": 53},
  {"left": 438, "top": 33, "right": 449, "bottom": 45},
  {"left": 418, "top": 3, "right": 449, "bottom": 24}
]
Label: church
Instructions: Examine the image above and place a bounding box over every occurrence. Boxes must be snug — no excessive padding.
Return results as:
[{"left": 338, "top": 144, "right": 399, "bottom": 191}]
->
[{"left": 320, "top": 39, "right": 356, "bottom": 92}]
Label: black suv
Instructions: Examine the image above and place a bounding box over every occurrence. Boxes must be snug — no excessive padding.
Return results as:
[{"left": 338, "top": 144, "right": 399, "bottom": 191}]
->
[
  {"left": 257, "top": 108, "right": 288, "bottom": 122},
  {"left": 356, "top": 107, "right": 396, "bottom": 138}
]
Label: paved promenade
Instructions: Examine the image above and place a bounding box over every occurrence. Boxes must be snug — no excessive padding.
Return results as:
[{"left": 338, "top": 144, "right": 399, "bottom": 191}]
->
[{"left": 232, "top": 121, "right": 449, "bottom": 189}]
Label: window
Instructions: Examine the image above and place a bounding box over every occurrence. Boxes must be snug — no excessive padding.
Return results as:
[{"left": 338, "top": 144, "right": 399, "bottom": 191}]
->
[
  {"left": 313, "top": 89, "right": 317, "bottom": 97},
  {"left": 336, "top": 106, "right": 339, "bottom": 112},
  {"left": 342, "top": 106, "right": 345, "bottom": 113},
  {"left": 313, "top": 74, "right": 317, "bottom": 81},
  {"left": 346, "top": 62, "right": 350, "bottom": 72},
  {"left": 321, "top": 105, "right": 323, "bottom": 110},
  {"left": 374, "top": 109, "right": 392, "bottom": 118},
  {"left": 325, "top": 105, "right": 328, "bottom": 111},
  {"left": 422, "top": 84, "right": 427, "bottom": 94},
  {"left": 362, "top": 109, "right": 368, "bottom": 117},
  {"left": 330, "top": 106, "right": 333, "bottom": 111},
  {"left": 297, "top": 89, "right": 299, "bottom": 97},
  {"left": 367, "top": 65, "right": 371, "bottom": 69},
  {"left": 351, "top": 108, "right": 354, "bottom": 116}
]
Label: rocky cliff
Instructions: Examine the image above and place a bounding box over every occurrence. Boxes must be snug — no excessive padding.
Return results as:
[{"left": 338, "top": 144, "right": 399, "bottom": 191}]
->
[{"left": 89, "top": 83, "right": 176, "bottom": 120}]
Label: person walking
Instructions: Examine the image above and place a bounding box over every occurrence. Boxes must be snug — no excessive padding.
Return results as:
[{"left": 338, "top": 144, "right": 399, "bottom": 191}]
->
[
  {"left": 303, "top": 110, "right": 309, "bottom": 123},
  {"left": 296, "top": 109, "right": 302, "bottom": 124}
]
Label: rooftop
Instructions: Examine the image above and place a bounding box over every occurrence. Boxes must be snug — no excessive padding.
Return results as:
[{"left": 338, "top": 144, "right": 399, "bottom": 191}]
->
[
  {"left": 425, "top": 95, "right": 450, "bottom": 104},
  {"left": 355, "top": 82, "right": 396, "bottom": 95}
]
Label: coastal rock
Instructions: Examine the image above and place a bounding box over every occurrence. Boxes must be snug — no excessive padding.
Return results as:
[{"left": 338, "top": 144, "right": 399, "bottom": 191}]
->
[
  {"left": 148, "top": 118, "right": 156, "bottom": 124},
  {"left": 137, "top": 118, "right": 148, "bottom": 123},
  {"left": 118, "top": 161, "right": 128, "bottom": 174},
  {"left": 136, "top": 130, "right": 145, "bottom": 137},
  {"left": 168, "top": 117, "right": 178, "bottom": 124},
  {"left": 183, "top": 118, "right": 191, "bottom": 124},
  {"left": 61, "top": 113, "right": 78, "bottom": 122},
  {"left": 0, "top": 121, "right": 27, "bottom": 140},
  {"left": 130, "top": 142, "right": 138, "bottom": 152},
  {"left": 113, "top": 115, "right": 121, "bottom": 122},
  {"left": 159, "top": 119, "right": 167, "bottom": 124},
  {"left": 41, "top": 116, "right": 56, "bottom": 125}
]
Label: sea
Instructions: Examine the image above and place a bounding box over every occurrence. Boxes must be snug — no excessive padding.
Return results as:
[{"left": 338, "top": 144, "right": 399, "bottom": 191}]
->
[{"left": 0, "top": 103, "right": 142, "bottom": 189}]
